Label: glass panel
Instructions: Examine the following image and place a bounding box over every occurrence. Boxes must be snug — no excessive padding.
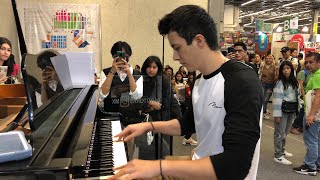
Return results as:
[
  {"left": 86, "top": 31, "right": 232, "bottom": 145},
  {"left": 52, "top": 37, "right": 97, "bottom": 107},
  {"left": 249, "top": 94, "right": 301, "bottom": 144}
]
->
[{"left": 22, "top": 50, "right": 64, "bottom": 111}]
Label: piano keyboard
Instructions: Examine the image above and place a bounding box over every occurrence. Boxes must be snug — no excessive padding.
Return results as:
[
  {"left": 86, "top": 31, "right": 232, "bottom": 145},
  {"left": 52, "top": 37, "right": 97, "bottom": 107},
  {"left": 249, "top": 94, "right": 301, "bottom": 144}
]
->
[{"left": 75, "top": 120, "right": 127, "bottom": 179}]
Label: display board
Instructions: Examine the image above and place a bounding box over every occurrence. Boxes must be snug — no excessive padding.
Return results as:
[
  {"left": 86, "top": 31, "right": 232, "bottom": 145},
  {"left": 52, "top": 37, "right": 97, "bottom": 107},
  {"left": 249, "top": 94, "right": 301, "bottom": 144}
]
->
[{"left": 16, "top": 2, "right": 102, "bottom": 73}]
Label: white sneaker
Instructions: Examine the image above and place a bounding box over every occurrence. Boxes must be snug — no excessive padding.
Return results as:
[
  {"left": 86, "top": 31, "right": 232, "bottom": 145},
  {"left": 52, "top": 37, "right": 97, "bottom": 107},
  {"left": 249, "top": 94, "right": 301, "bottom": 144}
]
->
[
  {"left": 182, "top": 138, "right": 198, "bottom": 146},
  {"left": 283, "top": 151, "right": 293, "bottom": 158},
  {"left": 274, "top": 156, "right": 292, "bottom": 165}
]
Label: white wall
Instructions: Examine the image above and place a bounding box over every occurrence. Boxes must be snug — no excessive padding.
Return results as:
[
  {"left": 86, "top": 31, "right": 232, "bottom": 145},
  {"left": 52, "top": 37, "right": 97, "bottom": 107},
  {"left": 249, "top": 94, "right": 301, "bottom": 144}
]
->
[{"left": 1, "top": 0, "right": 208, "bottom": 74}]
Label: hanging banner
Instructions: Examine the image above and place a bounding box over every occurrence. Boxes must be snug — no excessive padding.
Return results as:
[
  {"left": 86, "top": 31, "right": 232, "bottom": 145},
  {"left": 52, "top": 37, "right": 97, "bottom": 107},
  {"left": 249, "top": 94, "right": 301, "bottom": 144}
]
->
[
  {"left": 258, "top": 33, "right": 268, "bottom": 52},
  {"left": 263, "top": 23, "right": 272, "bottom": 33},
  {"left": 289, "top": 17, "right": 299, "bottom": 34},
  {"left": 16, "top": 3, "right": 102, "bottom": 73},
  {"left": 255, "top": 19, "right": 264, "bottom": 32},
  {"left": 313, "top": 23, "right": 318, "bottom": 36},
  {"left": 284, "top": 17, "right": 299, "bottom": 34}
]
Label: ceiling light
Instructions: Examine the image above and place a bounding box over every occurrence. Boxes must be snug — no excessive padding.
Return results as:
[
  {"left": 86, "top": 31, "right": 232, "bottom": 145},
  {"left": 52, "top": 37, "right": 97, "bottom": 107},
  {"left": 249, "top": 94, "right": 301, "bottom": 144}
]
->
[
  {"left": 282, "top": 0, "right": 305, "bottom": 7},
  {"left": 302, "top": 26, "right": 309, "bottom": 32},
  {"left": 276, "top": 26, "right": 283, "bottom": 32},
  {"left": 264, "top": 10, "right": 311, "bottom": 21},
  {"left": 298, "top": 24, "right": 310, "bottom": 27},
  {"left": 243, "top": 23, "right": 252, "bottom": 27},
  {"left": 239, "top": 8, "right": 274, "bottom": 18},
  {"left": 241, "top": 0, "right": 258, "bottom": 7}
]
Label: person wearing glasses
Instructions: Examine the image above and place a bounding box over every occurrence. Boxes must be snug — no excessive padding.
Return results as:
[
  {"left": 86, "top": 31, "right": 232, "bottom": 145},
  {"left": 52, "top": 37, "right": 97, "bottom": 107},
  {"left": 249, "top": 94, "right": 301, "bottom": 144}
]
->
[{"left": 232, "top": 42, "right": 258, "bottom": 73}]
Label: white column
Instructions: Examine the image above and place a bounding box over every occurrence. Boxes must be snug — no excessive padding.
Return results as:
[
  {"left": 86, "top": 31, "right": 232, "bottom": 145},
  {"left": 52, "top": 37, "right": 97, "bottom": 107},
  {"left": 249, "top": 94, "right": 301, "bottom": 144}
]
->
[
  {"left": 208, "top": 0, "right": 225, "bottom": 36},
  {"left": 309, "top": 9, "right": 319, "bottom": 42}
]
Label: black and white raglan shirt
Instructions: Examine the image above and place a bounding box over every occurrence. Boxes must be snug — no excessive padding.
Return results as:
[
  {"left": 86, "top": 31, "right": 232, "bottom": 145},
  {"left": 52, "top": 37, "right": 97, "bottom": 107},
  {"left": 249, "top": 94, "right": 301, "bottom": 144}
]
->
[{"left": 179, "top": 60, "right": 263, "bottom": 180}]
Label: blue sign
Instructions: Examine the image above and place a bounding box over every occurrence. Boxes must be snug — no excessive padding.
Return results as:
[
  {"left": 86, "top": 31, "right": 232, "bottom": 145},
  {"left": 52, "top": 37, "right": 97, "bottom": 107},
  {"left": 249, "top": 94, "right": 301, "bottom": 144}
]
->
[{"left": 258, "top": 34, "right": 268, "bottom": 52}]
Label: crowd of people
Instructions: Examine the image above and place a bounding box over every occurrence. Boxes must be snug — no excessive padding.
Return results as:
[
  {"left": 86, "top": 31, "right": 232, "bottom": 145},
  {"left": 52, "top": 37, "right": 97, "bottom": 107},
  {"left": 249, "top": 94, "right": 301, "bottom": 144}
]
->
[{"left": 222, "top": 39, "right": 320, "bottom": 176}]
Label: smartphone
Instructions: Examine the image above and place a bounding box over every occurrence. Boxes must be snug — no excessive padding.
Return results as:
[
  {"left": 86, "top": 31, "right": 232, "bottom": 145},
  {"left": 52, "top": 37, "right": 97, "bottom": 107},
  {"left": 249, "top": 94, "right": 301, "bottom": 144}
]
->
[
  {"left": 117, "top": 51, "right": 125, "bottom": 58},
  {"left": 227, "top": 47, "right": 234, "bottom": 53}
]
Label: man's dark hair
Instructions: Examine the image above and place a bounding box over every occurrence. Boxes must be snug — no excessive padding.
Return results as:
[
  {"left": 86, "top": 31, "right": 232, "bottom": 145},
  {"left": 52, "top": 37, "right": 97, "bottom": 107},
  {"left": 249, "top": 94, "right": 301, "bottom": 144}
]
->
[
  {"left": 110, "top": 41, "right": 132, "bottom": 61},
  {"left": 305, "top": 52, "right": 320, "bottom": 63},
  {"left": 291, "top": 48, "right": 297, "bottom": 52},
  {"left": 158, "top": 5, "right": 219, "bottom": 50},
  {"left": 37, "top": 51, "right": 57, "bottom": 70},
  {"left": 233, "top": 42, "right": 247, "bottom": 51},
  {"left": 297, "top": 53, "right": 303, "bottom": 59},
  {"left": 164, "top": 67, "right": 173, "bottom": 75}
]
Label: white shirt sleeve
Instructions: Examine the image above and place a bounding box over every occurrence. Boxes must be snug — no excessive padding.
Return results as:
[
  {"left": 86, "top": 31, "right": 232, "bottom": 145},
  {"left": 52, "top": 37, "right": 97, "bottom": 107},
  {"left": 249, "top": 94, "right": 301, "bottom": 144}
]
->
[
  {"left": 129, "top": 75, "right": 143, "bottom": 100},
  {"left": 98, "top": 70, "right": 109, "bottom": 106}
]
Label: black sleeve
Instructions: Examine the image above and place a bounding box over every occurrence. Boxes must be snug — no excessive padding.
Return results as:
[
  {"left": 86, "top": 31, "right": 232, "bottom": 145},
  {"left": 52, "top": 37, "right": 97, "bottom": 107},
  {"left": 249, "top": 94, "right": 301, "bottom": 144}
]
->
[
  {"left": 211, "top": 67, "right": 263, "bottom": 180},
  {"left": 177, "top": 97, "right": 195, "bottom": 136}
]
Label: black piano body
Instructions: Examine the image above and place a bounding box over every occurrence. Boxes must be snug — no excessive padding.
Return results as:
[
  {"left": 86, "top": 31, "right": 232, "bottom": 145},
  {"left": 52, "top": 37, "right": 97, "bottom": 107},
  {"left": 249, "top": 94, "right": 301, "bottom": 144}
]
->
[
  {"left": 0, "top": 85, "right": 117, "bottom": 179},
  {"left": 0, "top": 50, "right": 128, "bottom": 179},
  {"left": 0, "top": 50, "right": 172, "bottom": 179}
]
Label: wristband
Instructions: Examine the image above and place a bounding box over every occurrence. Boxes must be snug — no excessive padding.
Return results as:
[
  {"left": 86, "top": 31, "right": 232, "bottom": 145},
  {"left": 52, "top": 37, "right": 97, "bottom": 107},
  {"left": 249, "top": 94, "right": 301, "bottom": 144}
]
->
[
  {"left": 160, "top": 159, "right": 164, "bottom": 178},
  {"left": 150, "top": 122, "right": 155, "bottom": 131}
]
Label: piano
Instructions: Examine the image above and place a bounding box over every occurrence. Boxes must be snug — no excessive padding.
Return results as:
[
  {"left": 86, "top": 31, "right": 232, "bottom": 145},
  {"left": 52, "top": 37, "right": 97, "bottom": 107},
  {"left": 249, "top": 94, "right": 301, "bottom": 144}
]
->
[{"left": 0, "top": 50, "right": 127, "bottom": 179}]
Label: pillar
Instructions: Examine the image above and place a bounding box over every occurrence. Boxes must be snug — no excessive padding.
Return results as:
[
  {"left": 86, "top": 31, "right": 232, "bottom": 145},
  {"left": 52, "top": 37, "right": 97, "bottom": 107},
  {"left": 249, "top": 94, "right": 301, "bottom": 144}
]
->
[
  {"left": 208, "top": 0, "right": 225, "bottom": 37},
  {"left": 309, "top": 9, "right": 319, "bottom": 42}
]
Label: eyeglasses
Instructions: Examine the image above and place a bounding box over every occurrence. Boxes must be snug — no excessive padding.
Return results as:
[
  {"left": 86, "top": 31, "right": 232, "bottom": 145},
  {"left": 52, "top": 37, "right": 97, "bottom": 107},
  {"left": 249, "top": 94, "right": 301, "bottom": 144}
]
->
[{"left": 305, "top": 61, "right": 314, "bottom": 65}]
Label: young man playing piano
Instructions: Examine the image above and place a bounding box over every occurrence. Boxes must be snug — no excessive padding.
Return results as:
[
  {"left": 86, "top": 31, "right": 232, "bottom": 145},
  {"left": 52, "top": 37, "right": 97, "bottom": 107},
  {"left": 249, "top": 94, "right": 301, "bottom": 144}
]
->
[{"left": 110, "top": 5, "right": 263, "bottom": 180}]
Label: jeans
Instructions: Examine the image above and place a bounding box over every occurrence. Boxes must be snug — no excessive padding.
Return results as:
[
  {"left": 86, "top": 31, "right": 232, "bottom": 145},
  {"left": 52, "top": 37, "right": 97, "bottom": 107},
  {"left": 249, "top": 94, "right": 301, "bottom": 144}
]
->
[
  {"left": 303, "top": 119, "right": 320, "bottom": 170},
  {"left": 262, "top": 82, "right": 274, "bottom": 113},
  {"left": 274, "top": 112, "right": 295, "bottom": 158}
]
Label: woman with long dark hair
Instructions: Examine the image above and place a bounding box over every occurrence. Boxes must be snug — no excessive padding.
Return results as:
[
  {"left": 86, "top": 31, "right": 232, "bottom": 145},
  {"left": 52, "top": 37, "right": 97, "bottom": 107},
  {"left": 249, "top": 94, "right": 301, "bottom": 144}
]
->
[
  {"left": 0, "top": 37, "right": 19, "bottom": 84},
  {"left": 139, "top": 55, "right": 181, "bottom": 159},
  {"left": 141, "top": 55, "right": 181, "bottom": 121},
  {"left": 273, "top": 61, "right": 299, "bottom": 165}
]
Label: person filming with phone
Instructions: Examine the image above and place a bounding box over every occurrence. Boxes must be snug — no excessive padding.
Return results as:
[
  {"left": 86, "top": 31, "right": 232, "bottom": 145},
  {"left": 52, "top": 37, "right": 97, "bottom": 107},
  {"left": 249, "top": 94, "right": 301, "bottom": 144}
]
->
[
  {"left": 99, "top": 41, "right": 143, "bottom": 106},
  {"left": 37, "top": 51, "right": 64, "bottom": 104},
  {"left": 98, "top": 41, "right": 143, "bottom": 159}
]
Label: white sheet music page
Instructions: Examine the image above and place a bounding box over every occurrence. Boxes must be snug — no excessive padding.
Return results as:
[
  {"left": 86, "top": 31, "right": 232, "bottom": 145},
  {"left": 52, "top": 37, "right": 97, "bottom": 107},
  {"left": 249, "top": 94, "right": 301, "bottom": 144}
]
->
[
  {"left": 51, "top": 54, "right": 73, "bottom": 90},
  {"left": 64, "top": 52, "right": 95, "bottom": 87}
]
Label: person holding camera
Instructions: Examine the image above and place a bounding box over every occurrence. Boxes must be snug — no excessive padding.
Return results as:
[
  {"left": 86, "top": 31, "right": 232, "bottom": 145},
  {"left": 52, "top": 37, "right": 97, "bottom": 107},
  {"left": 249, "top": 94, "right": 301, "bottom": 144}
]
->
[
  {"left": 272, "top": 61, "right": 299, "bottom": 165},
  {"left": 109, "top": 5, "right": 263, "bottom": 180},
  {"left": 99, "top": 41, "right": 143, "bottom": 112},
  {"left": 37, "top": 50, "right": 64, "bottom": 104},
  {"left": 98, "top": 41, "right": 143, "bottom": 159}
]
